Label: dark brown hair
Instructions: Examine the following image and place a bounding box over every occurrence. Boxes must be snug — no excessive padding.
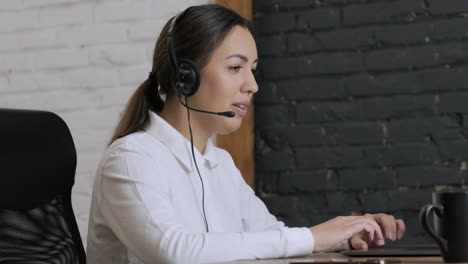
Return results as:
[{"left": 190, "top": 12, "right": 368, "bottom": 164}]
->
[{"left": 109, "top": 4, "right": 255, "bottom": 144}]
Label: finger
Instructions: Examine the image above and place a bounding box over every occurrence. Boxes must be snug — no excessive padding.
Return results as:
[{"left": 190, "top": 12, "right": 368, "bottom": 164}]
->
[
  {"left": 346, "top": 218, "right": 376, "bottom": 241},
  {"left": 350, "top": 234, "right": 368, "bottom": 250},
  {"left": 396, "top": 219, "right": 406, "bottom": 239},
  {"left": 348, "top": 216, "right": 378, "bottom": 244},
  {"left": 364, "top": 217, "right": 385, "bottom": 246},
  {"left": 355, "top": 220, "right": 383, "bottom": 246},
  {"left": 360, "top": 222, "right": 375, "bottom": 242},
  {"left": 372, "top": 213, "right": 397, "bottom": 241},
  {"left": 363, "top": 223, "right": 374, "bottom": 242},
  {"left": 344, "top": 217, "right": 385, "bottom": 246},
  {"left": 364, "top": 216, "right": 384, "bottom": 244},
  {"left": 364, "top": 229, "right": 374, "bottom": 243},
  {"left": 345, "top": 221, "right": 374, "bottom": 241}
]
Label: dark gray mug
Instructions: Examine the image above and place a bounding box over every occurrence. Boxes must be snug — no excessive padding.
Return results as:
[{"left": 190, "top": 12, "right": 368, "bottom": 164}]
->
[{"left": 420, "top": 190, "right": 468, "bottom": 263}]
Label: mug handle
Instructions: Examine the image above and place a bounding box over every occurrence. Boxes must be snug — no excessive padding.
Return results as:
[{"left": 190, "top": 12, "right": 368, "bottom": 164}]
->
[{"left": 419, "top": 204, "right": 447, "bottom": 258}]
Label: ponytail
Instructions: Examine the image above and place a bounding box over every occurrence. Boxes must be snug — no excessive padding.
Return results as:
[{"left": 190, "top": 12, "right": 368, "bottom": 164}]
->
[{"left": 109, "top": 76, "right": 164, "bottom": 145}]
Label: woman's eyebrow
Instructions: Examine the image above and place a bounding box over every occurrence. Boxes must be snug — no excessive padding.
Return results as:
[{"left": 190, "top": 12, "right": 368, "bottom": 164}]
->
[{"left": 225, "top": 54, "right": 258, "bottom": 63}]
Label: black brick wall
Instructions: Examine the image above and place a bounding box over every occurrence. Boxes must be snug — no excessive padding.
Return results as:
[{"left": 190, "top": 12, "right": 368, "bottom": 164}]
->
[{"left": 253, "top": 0, "right": 468, "bottom": 244}]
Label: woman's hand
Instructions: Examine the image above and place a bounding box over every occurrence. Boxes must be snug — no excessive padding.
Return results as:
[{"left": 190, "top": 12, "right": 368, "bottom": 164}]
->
[
  {"left": 309, "top": 215, "right": 385, "bottom": 252},
  {"left": 349, "top": 213, "right": 406, "bottom": 250}
]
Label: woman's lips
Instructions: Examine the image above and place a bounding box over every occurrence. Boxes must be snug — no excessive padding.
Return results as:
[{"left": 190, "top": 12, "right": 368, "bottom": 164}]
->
[{"left": 232, "top": 103, "right": 248, "bottom": 117}]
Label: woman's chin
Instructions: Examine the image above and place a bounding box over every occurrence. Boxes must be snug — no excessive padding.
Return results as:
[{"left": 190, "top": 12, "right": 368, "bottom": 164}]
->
[{"left": 218, "top": 118, "right": 243, "bottom": 135}]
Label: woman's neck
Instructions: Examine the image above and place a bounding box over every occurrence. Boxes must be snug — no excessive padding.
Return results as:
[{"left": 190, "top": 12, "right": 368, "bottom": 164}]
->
[{"left": 159, "top": 97, "right": 211, "bottom": 154}]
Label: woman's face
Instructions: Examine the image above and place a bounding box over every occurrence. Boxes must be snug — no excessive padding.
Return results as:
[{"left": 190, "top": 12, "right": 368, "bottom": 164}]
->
[{"left": 191, "top": 25, "right": 258, "bottom": 135}]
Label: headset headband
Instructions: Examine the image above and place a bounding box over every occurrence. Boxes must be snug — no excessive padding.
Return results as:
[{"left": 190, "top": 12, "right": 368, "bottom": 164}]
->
[{"left": 167, "top": 12, "right": 183, "bottom": 70}]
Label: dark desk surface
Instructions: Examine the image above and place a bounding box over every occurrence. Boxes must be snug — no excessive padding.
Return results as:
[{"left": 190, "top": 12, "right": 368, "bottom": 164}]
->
[{"left": 214, "top": 252, "right": 444, "bottom": 264}]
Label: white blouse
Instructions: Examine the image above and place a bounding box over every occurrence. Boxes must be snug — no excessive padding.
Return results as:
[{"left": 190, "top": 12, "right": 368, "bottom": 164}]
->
[{"left": 86, "top": 111, "right": 314, "bottom": 264}]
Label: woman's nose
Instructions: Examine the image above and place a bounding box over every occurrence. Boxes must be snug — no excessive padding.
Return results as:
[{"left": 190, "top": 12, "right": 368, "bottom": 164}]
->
[{"left": 243, "top": 70, "right": 258, "bottom": 94}]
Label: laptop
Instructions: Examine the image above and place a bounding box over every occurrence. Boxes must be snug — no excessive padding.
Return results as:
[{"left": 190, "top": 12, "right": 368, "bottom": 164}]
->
[{"left": 341, "top": 244, "right": 441, "bottom": 257}]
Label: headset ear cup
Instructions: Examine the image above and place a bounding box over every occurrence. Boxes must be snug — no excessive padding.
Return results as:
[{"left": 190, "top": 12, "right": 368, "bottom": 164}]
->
[{"left": 176, "top": 59, "right": 200, "bottom": 97}]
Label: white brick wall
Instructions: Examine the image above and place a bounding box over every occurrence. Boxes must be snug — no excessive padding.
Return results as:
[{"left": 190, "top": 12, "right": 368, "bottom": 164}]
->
[{"left": 0, "top": 0, "right": 209, "bottom": 246}]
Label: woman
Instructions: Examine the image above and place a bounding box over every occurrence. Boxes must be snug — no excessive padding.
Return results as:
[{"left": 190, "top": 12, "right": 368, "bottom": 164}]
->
[{"left": 86, "top": 4, "right": 405, "bottom": 263}]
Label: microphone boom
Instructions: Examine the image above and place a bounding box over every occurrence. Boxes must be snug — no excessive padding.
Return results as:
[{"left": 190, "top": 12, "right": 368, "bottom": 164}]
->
[{"left": 179, "top": 96, "right": 235, "bottom": 118}]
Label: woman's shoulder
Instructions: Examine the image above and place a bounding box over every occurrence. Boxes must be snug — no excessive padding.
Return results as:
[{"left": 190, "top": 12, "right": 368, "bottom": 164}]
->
[{"left": 105, "top": 130, "right": 165, "bottom": 159}]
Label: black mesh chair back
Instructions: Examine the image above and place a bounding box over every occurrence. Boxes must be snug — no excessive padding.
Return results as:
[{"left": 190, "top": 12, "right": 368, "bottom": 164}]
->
[{"left": 0, "top": 109, "right": 86, "bottom": 263}]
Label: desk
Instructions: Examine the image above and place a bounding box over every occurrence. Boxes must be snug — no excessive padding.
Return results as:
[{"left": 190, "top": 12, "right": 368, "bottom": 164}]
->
[{"left": 214, "top": 252, "right": 443, "bottom": 264}]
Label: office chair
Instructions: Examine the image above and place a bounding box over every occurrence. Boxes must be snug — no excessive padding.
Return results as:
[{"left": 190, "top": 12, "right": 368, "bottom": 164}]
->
[{"left": 0, "top": 109, "right": 86, "bottom": 263}]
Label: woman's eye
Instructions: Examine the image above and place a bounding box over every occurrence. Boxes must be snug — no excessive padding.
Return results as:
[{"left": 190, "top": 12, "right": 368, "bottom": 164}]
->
[
  {"left": 251, "top": 68, "right": 257, "bottom": 76},
  {"left": 229, "top": 66, "right": 242, "bottom": 72}
]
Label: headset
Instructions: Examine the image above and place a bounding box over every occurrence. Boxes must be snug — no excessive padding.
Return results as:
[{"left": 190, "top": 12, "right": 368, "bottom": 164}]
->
[
  {"left": 148, "top": 11, "right": 238, "bottom": 233},
  {"left": 166, "top": 12, "right": 213, "bottom": 233},
  {"left": 167, "top": 11, "right": 200, "bottom": 97},
  {"left": 165, "top": 11, "right": 235, "bottom": 117}
]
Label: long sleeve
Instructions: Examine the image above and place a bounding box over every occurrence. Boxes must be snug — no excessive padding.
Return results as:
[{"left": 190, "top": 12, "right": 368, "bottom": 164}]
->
[
  {"left": 95, "top": 144, "right": 313, "bottom": 264},
  {"left": 235, "top": 167, "right": 314, "bottom": 257},
  {"left": 87, "top": 113, "right": 316, "bottom": 264}
]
